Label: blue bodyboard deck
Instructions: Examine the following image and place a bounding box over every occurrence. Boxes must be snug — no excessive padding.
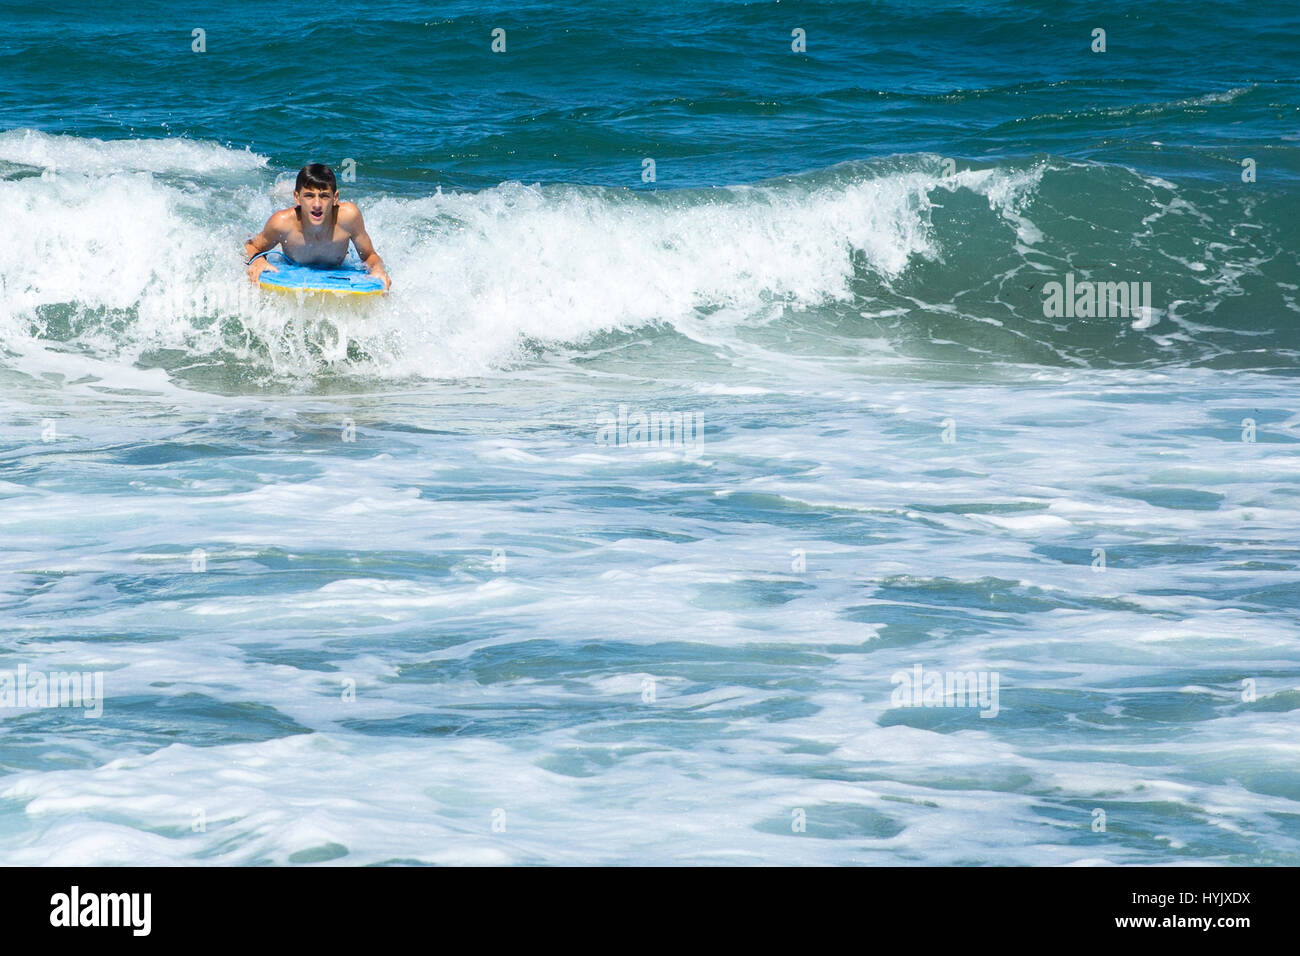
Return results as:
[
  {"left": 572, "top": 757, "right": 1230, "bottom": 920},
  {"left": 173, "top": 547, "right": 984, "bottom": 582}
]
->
[{"left": 257, "top": 254, "right": 385, "bottom": 296}]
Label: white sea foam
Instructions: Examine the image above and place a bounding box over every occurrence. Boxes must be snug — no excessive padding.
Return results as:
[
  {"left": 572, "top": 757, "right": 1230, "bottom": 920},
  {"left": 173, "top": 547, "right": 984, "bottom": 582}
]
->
[
  {"left": 0, "top": 134, "right": 1047, "bottom": 381},
  {"left": 0, "top": 128, "right": 267, "bottom": 176}
]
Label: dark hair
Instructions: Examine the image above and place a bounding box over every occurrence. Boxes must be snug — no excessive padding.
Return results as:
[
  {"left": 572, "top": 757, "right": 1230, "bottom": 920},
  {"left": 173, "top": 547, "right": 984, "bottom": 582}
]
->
[{"left": 295, "top": 163, "right": 337, "bottom": 193}]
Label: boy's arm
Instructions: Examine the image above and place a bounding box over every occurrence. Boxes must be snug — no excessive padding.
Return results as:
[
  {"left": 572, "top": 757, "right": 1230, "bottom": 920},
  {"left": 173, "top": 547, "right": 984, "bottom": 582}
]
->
[
  {"left": 342, "top": 203, "right": 391, "bottom": 291},
  {"left": 243, "top": 213, "right": 286, "bottom": 282}
]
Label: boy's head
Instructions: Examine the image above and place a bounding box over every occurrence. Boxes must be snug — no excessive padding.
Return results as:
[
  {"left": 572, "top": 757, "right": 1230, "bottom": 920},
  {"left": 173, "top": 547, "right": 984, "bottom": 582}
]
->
[{"left": 294, "top": 163, "right": 338, "bottom": 226}]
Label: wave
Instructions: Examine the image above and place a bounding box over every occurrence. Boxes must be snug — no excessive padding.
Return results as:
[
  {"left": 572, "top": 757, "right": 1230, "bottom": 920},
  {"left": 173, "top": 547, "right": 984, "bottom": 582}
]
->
[{"left": 1, "top": 129, "right": 1296, "bottom": 388}]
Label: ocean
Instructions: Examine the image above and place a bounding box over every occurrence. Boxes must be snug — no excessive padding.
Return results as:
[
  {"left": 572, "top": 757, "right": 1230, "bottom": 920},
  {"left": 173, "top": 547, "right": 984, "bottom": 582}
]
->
[{"left": 1, "top": 0, "right": 1298, "bottom": 865}]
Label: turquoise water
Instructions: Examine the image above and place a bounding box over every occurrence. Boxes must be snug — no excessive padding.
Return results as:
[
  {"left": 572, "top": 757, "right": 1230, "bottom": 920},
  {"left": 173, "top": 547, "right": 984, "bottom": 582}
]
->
[{"left": 1, "top": 1, "right": 1298, "bottom": 864}]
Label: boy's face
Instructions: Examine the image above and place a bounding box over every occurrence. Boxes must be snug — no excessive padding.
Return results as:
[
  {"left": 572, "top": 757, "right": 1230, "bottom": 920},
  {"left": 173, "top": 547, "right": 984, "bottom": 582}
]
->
[{"left": 295, "top": 185, "right": 338, "bottom": 227}]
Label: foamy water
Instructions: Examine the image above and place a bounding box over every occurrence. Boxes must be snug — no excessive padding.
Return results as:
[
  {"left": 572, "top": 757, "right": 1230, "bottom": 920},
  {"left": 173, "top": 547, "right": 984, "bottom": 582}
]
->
[
  {"left": 3, "top": 68, "right": 1299, "bottom": 866},
  {"left": 3, "top": 330, "right": 1298, "bottom": 862}
]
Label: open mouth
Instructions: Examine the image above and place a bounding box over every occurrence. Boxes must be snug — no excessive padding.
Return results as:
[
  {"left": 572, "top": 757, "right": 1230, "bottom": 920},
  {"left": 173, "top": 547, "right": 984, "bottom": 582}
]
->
[{"left": 309, "top": 209, "right": 324, "bottom": 220}]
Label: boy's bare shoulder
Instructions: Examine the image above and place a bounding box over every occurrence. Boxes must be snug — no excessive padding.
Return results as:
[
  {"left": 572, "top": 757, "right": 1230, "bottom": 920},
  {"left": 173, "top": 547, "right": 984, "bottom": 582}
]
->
[
  {"left": 337, "top": 201, "right": 364, "bottom": 230},
  {"left": 267, "top": 208, "right": 297, "bottom": 233}
]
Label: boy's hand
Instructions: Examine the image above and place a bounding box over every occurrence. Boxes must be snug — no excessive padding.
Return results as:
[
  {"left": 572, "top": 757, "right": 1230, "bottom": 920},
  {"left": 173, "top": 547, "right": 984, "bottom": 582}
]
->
[
  {"left": 370, "top": 266, "right": 392, "bottom": 291},
  {"left": 247, "top": 258, "right": 278, "bottom": 284},
  {"left": 244, "top": 213, "right": 288, "bottom": 284}
]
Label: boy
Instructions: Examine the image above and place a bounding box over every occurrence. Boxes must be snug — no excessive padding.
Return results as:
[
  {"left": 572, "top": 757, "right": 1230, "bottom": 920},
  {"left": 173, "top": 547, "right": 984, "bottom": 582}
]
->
[{"left": 244, "top": 163, "right": 391, "bottom": 290}]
